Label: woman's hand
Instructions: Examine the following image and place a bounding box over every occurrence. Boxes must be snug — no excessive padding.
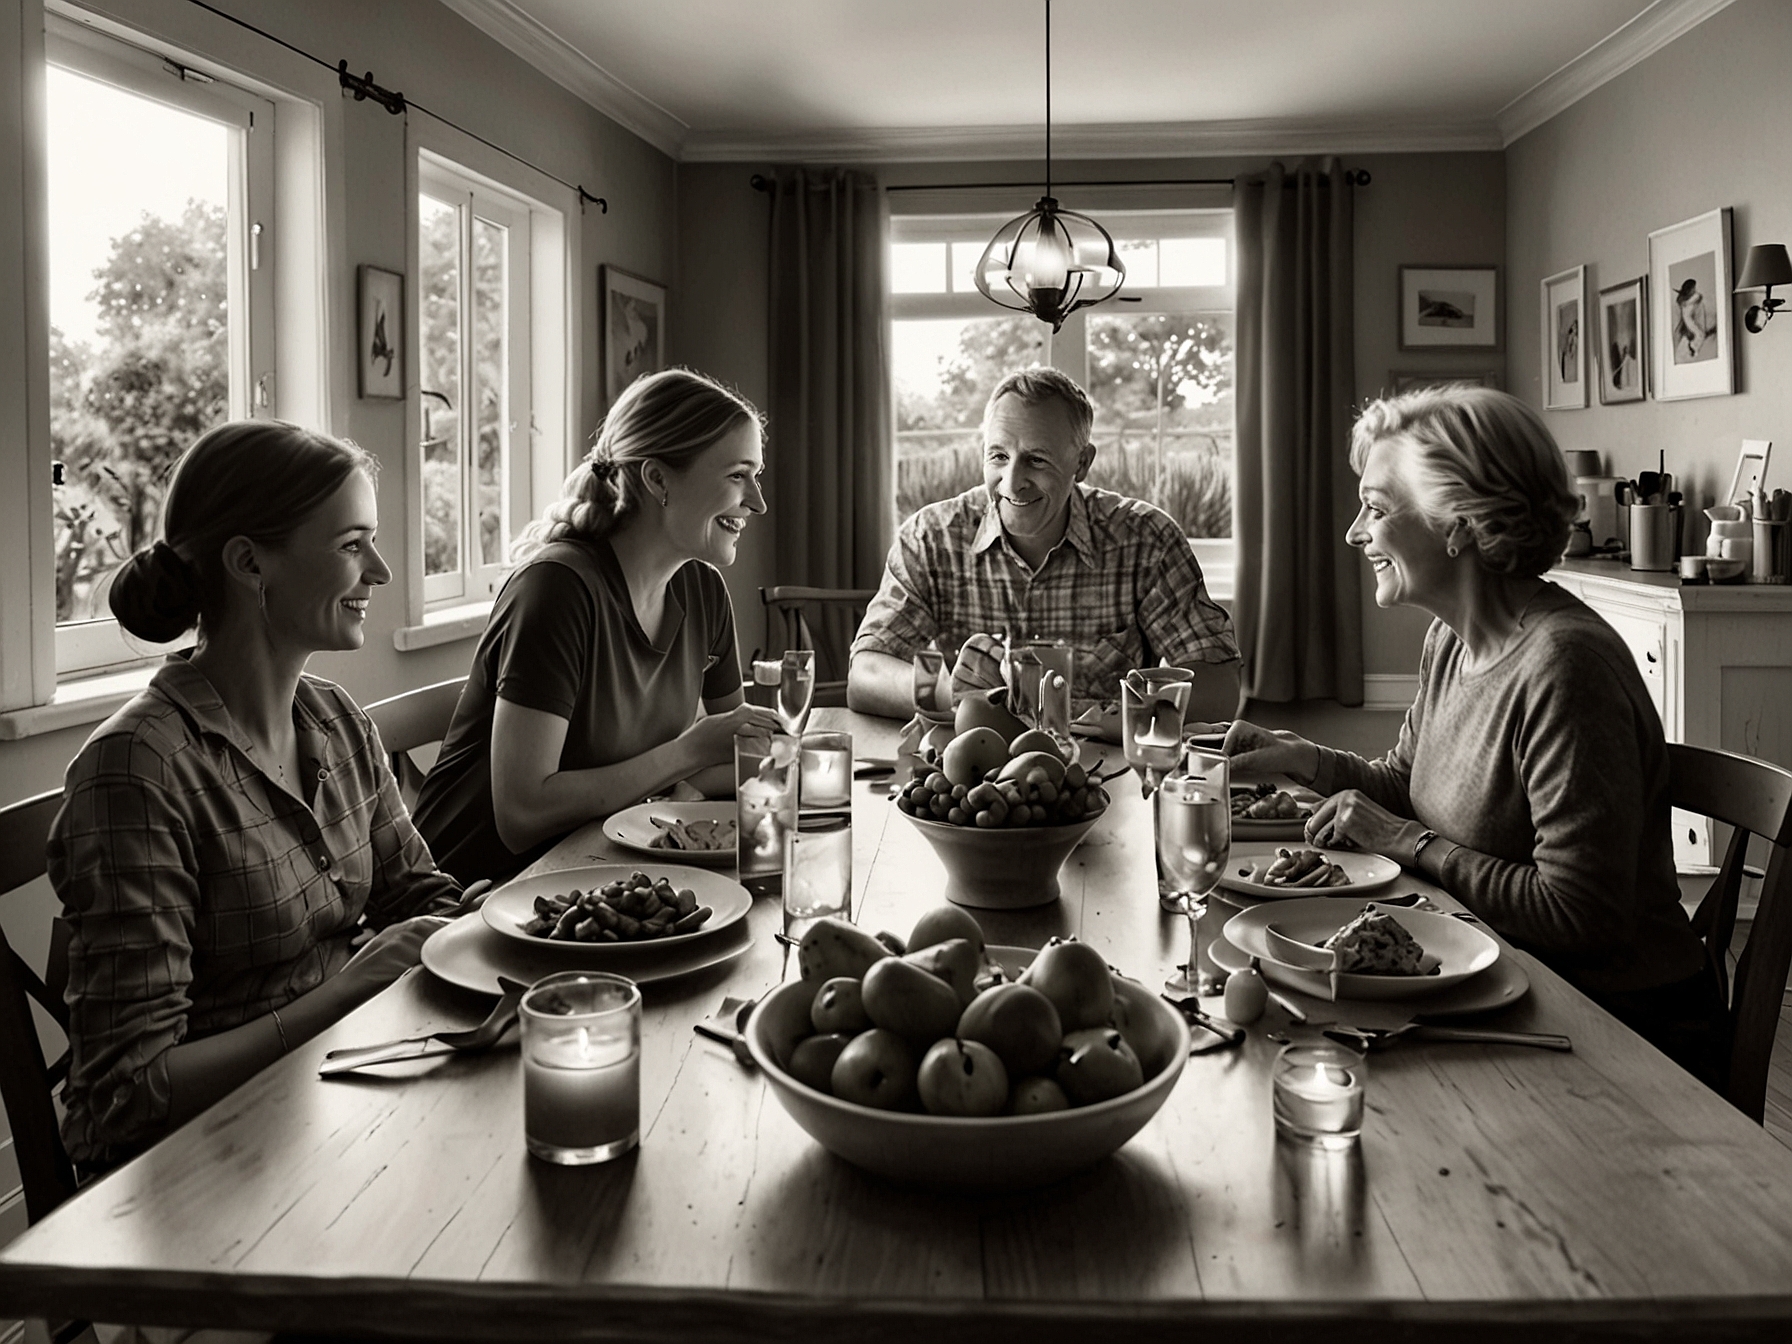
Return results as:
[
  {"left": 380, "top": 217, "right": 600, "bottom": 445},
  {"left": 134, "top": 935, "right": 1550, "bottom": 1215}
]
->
[
  {"left": 341, "top": 914, "right": 451, "bottom": 991},
  {"left": 679, "top": 700, "right": 783, "bottom": 768},
  {"left": 1222, "top": 720, "right": 1320, "bottom": 784},
  {"left": 1306, "top": 789, "right": 1423, "bottom": 860}
]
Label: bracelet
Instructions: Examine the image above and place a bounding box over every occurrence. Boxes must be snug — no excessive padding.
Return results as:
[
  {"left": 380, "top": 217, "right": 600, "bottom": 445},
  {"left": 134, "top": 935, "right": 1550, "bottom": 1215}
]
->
[
  {"left": 1411, "top": 829, "right": 1441, "bottom": 864},
  {"left": 271, "top": 1007, "right": 290, "bottom": 1055}
]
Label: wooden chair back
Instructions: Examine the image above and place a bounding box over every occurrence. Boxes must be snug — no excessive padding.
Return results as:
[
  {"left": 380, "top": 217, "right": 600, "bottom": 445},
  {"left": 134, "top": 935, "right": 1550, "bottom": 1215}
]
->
[
  {"left": 0, "top": 788, "right": 78, "bottom": 1225},
  {"left": 1669, "top": 742, "right": 1792, "bottom": 1122},
  {"left": 758, "top": 586, "right": 876, "bottom": 708},
  {"left": 363, "top": 677, "right": 468, "bottom": 808}
]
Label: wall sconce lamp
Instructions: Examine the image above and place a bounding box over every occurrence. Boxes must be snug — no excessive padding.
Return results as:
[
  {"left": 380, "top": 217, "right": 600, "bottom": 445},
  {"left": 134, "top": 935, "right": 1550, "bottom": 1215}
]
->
[{"left": 1736, "top": 243, "right": 1792, "bottom": 332}]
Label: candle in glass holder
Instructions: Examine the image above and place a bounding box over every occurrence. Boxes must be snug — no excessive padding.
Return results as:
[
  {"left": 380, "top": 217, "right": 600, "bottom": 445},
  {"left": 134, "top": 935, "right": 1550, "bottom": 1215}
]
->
[
  {"left": 800, "top": 731, "right": 853, "bottom": 809},
  {"left": 521, "top": 972, "right": 641, "bottom": 1165},
  {"left": 1272, "top": 1043, "right": 1366, "bottom": 1149}
]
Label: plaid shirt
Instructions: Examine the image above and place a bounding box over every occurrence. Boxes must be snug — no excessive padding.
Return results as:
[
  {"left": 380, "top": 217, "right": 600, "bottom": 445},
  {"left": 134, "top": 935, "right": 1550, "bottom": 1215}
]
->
[
  {"left": 49, "top": 657, "right": 460, "bottom": 1169},
  {"left": 852, "top": 484, "right": 1239, "bottom": 707}
]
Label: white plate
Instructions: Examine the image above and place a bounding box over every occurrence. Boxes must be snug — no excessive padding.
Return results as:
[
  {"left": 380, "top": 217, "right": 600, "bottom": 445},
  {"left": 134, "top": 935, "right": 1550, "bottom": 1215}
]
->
[
  {"left": 423, "top": 909, "right": 754, "bottom": 996},
  {"left": 602, "top": 801, "right": 738, "bottom": 866},
  {"left": 1218, "top": 842, "right": 1401, "bottom": 899},
  {"left": 1224, "top": 897, "right": 1501, "bottom": 1000},
  {"left": 480, "top": 863, "right": 752, "bottom": 952},
  {"left": 1210, "top": 930, "right": 1530, "bottom": 1018}
]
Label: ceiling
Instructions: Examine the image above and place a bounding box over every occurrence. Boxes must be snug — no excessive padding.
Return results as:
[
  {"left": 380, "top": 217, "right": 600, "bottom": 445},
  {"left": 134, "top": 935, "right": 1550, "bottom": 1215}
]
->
[{"left": 436, "top": 0, "right": 1736, "bottom": 162}]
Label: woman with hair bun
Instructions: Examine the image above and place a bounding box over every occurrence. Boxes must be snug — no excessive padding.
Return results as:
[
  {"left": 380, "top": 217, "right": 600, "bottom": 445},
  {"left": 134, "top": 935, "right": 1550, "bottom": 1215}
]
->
[
  {"left": 50, "top": 420, "right": 467, "bottom": 1172},
  {"left": 1225, "top": 387, "right": 1723, "bottom": 1080},
  {"left": 414, "top": 367, "right": 779, "bottom": 883}
]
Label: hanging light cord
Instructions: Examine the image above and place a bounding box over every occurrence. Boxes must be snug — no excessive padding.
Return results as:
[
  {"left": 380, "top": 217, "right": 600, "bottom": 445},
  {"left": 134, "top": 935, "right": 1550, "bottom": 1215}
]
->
[
  {"left": 178, "top": 0, "right": 607, "bottom": 212},
  {"left": 1043, "top": 0, "right": 1052, "bottom": 199}
]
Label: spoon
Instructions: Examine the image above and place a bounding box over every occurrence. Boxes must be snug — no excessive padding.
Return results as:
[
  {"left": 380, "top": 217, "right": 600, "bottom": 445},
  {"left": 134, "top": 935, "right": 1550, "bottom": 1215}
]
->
[{"left": 319, "top": 976, "right": 529, "bottom": 1076}]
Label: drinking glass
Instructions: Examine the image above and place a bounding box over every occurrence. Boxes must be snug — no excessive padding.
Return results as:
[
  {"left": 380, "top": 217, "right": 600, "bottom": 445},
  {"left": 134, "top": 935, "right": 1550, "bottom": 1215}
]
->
[
  {"left": 783, "top": 813, "right": 853, "bottom": 943},
  {"left": 1121, "top": 668, "right": 1193, "bottom": 796},
  {"left": 1159, "top": 746, "right": 1230, "bottom": 997},
  {"left": 776, "top": 649, "right": 816, "bottom": 735},
  {"left": 520, "top": 971, "right": 641, "bottom": 1165},
  {"left": 912, "top": 647, "right": 951, "bottom": 715},
  {"left": 1007, "top": 638, "right": 1076, "bottom": 758},
  {"left": 799, "top": 730, "right": 853, "bottom": 810},
  {"left": 1272, "top": 1042, "right": 1367, "bottom": 1149},
  {"left": 735, "top": 729, "right": 800, "bottom": 895}
]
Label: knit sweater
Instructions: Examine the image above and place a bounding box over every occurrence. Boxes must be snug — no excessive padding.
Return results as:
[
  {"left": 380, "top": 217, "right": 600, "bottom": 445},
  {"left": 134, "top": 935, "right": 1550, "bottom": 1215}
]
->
[{"left": 1313, "top": 583, "right": 1705, "bottom": 996}]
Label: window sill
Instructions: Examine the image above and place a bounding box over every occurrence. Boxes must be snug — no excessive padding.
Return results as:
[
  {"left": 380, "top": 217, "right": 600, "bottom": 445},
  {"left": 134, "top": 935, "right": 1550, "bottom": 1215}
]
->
[
  {"left": 393, "top": 600, "right": 493, "bottom": 651},
  {"left": 0, "top": 662, "right": 160, "bottom": 741}
]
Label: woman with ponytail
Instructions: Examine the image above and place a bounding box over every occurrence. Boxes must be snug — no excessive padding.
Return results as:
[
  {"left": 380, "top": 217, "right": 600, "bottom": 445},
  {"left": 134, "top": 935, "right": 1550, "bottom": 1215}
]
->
[
  {"left": 49, "top": 421, "right": 466, "bottom": 1172},
  {"left": 413, "top": 367, "right": 778, "bottom": 883}
]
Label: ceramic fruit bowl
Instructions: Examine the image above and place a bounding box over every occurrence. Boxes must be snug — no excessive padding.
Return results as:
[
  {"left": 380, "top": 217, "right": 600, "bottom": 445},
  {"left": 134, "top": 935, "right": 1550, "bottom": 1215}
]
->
[
  {"left": 744, "top": 949, "right": 1189, "bottom": 1189},
  {"left": 901, "top": 810, "right": 1100, "bottom": 909}
]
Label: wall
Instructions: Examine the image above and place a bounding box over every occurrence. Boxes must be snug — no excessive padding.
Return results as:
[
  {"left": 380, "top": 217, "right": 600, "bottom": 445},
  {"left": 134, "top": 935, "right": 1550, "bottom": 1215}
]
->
[
  {"left": 1507, "top": 0, "right": 1792, "bottom": 552},
  {"left": 676, "top": 149, "right": 1506, "bottom": 687}
]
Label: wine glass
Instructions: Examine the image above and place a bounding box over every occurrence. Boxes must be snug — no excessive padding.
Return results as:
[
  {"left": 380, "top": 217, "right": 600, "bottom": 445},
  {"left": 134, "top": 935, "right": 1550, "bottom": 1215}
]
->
[
  {"left": 776, "top": 649, "right": 816, "bottom": 736},
  {"left": 1121, "top": 669, "right": 1193, "bottom": 797},
  {"left": 1159, "top": 746, "right": 1231, "bottom": 997}
]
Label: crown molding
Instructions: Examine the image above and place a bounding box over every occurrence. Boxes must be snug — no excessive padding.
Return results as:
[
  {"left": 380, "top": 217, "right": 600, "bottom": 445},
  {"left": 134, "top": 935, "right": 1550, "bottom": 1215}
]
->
[
  {"left": 1497, "top": 0, "right": 1740, "bottom": 145},
  {"left": 435, "top": 0, "right": 687, "bottom": 158},
  {"left": 682, "top": 116, "right": 1504, "bottom": 164}
]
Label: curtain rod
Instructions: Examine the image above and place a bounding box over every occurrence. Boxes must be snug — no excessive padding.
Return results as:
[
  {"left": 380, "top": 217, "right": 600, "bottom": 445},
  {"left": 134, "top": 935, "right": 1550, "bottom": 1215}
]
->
[
  {"left": 749, "top": 170, "right": 1369, "bottom": 193},
  {"left": 178, "top": 0, "right": 607, "bottom": 212}
]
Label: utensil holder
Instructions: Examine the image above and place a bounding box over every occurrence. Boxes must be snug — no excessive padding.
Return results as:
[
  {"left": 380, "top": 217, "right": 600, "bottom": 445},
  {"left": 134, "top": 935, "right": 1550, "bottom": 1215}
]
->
[
  {"left": 1629, "top": 503, "right": 1679, "bottom": 573},
  {"left": 1752, "top": 519, "right": 1788, "bottom": 584}
]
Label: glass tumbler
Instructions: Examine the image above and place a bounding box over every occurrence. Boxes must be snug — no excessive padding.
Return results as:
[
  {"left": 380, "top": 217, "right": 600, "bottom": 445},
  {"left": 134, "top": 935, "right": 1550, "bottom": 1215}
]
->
[
  {"left": 520, "top": 971, "right": 642, "bottom": 1165},
  {"left": 736, "top": 729, "right": 800, "bottom": 895},
  {"left": 783, "top": 813, "right": 853, "bottom": 943}
]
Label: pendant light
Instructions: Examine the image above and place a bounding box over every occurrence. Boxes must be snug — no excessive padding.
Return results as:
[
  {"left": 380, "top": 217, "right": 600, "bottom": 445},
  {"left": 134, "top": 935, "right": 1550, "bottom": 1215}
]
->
[{"left": 973, "top": 0, "right": 1125, "bottom": 333}]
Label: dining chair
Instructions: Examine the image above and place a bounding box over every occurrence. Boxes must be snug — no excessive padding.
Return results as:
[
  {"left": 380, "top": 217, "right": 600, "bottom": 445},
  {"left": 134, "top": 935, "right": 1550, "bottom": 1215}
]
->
[
  {"left": 1669, "top": 742, "right": 1792, "bottom": 1123},
  {"left": 757, "top": 586, "right": 876, "bottom": 709},
  {"left": 362, "top": 676, "right": 468, "bottom": 809}
]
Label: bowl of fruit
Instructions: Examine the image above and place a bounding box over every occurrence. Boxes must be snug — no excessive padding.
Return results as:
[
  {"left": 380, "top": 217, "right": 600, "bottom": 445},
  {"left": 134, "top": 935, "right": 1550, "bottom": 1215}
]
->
[
  {"left": 892, "top": 722, "right": 1111, "bottom": 910},
  {"left": 744, "top": 906, "right": 1191, "bottom": 1190}
]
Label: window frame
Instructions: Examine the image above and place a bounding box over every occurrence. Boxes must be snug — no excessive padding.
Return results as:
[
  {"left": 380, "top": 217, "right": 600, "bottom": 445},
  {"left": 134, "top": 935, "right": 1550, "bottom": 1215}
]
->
[{"left": 44, "top": 14, "right": 276, "bottom": 677}]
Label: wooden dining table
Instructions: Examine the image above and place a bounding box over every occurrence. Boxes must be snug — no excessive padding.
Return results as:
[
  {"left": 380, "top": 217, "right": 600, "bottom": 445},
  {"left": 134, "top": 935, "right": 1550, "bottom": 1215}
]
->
[{"left": 4, "top": 708, "right": 1792, "bottom": 1342}]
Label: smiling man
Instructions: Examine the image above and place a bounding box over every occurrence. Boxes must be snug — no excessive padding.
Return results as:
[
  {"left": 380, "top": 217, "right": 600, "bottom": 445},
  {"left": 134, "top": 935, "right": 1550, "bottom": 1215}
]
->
[{"left": 848, "top": 368, "right": 1240, "bottom": 724}]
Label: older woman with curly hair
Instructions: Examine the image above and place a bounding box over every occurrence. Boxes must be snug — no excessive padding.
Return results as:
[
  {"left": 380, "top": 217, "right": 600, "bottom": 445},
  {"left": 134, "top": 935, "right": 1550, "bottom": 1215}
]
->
[{"left": 1226, "top": 387, "right": 1722, "bottom": 1079}]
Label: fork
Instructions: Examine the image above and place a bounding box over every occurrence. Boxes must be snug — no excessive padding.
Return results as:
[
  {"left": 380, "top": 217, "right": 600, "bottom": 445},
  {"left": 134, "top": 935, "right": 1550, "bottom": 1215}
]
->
[
  {"left": 318, "top": 976, "right": 530, "bottom": 1076},
  {"left": 1322, "top": 1022, "right": 1572, "bottom": 1052}
]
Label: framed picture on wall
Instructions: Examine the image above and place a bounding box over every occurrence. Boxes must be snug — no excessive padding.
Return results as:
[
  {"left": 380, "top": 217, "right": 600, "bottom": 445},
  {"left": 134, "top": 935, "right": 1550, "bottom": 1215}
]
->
[
  {"left": 1541, "top": 265, "right": 1587, "bottom": 411},
  {"left": 1398, "top": 265, "right": 1501, "bottom": 350},
  {"left": 1597, "top": 275, "right": 1647, "bottom": 404},
  {"left": 602, "top": 265, "right": 667, "bottom": 406},
  {"left": 357, "top": 265, "right": 404, "bottom": 400},
  {"left": 1388, "top": 371, "right": 1502, "bottom": 395},
  {"left": 1647, "top": 207, "right": 1734, "bottom": 401}
]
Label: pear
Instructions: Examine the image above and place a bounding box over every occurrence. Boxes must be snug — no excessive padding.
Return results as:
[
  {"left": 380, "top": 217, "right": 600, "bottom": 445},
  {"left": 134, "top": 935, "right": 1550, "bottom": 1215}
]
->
[
  {"left": 954, "top": 687, "right": 1027, "bottom": 742},
  {"left": 861, "top": 956, "right": 963, "bottom": 1045},
  {"left": 1056, "top": 1027, "right": 1144, "bottom": 1105},
  {"left": 904, "top": 937, "right": 981, "bottom": 1007},
  {"left": 907, "top": 904, "right": 986, "bottom": 957},
  {"left": 917, "top": 1039, "right": 1009, "bottom": 1117},
  {"left": 1006, "top": 1076, "right": 1071, "bottom": 1115},
  {"left": 1019, "top": 937, "right": 1115, "bottom": 1030},
  {"left": 830, "top": 1029, "right": 917, "bottom": 1111},
  {"left": 941, "top": 727, "right": 1009, "bottom": 788},
  {"left": 958, "top": 982, "right": 1062, "bottom": 1077},
  {"left": 797, "top": 916, "right": 891, "bottom": 984},
  {"left": 786, "top": 1032, "right": 853, "bottom": 1094},
  {"left": 810, "top": 976, "right": 871, "bottom": 1034}
]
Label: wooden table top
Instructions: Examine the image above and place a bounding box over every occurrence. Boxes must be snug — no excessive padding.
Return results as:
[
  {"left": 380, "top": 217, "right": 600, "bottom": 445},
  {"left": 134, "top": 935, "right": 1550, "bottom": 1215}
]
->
[{"left": 4, "top": 709, "right": 1792, "bottom": 1342}]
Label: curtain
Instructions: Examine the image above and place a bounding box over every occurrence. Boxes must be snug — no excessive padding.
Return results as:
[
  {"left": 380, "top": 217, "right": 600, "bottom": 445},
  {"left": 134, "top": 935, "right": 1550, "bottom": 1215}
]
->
[
  {"left": 767, "top": 166, "right": 892, "bottom": 596},
  {"left": 1233, "top": 158, "right": 1364, "bottom": 705}
]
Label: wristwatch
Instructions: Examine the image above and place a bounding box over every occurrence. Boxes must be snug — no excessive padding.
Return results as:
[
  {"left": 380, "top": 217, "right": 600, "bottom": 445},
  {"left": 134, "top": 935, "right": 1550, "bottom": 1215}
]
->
[{"left": 1411, "top": 828, "right": 1440, "bottom": 864}]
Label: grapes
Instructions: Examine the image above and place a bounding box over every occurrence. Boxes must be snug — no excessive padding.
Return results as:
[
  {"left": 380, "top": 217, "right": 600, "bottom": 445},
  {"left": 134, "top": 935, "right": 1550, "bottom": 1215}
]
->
[{"left": 892, "top": 761, "right": 1108, "bottom": 830}]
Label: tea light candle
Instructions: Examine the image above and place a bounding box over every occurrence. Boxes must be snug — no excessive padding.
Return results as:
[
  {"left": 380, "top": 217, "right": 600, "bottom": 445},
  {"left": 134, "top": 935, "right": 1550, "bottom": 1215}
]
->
[{"left": 1272, "top": 1043, "right": 1366, "bottom": 1149}]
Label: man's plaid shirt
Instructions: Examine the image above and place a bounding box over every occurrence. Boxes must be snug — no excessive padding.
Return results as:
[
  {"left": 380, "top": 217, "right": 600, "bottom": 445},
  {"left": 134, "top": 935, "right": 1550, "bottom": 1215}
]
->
[{"left": 852, "top": 484, "right": 1238, "bottom": 708}]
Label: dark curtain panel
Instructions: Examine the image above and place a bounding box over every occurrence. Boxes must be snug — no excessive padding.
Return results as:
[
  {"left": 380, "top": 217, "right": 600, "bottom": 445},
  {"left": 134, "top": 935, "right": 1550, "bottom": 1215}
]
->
[
  {"left": 767, "top": 166, "right": 892, "bottom": 597},
  {"left": 1233, "top": 158, "right": 1363, "bottom": 706}
]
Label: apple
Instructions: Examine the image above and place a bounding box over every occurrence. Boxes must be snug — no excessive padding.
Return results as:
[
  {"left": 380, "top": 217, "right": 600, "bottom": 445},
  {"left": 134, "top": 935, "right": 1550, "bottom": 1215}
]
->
[
  {"left": 1056, "top": 1027, "right": 1144, "bottom": 1105},
  {"left": 904, "top": 937, "right": 981, "bottom": 1007},
  {"left": 810, "top": 976, "right": 871, "bottom": 1034},
  {"left": 957, "top": 982, "right": 1062, "bottom": 1077},
  {"left": 786, "top": 1032, "right": 853, "bottom": 1093},
  {"left": 954, "top": 687, "right": 1027, "bottom": 742},
  {"left": 1006, "top": 1076, "right": 1071, "bottom": 1115},
  {"left": 942, "top": 726, "right": 1009, "bottom": 788},
  {"left": 797, "top": 916, "right": 890, "bottom": 984},
  {"left": 1019, "top": 937, "right": 1115, "bottom": 1029},
  {"left": 830, "top": 1028, "right": 918, "bottom": 1111},
  {"left": 861, "top": 956, "right": 963, "bottom": 1045},
  {"left": 907, "top": 904, "right": 986, "bottom": 958},
  {"left": 916, "top": 1038, "right": 1010, "bottom": 1117}
]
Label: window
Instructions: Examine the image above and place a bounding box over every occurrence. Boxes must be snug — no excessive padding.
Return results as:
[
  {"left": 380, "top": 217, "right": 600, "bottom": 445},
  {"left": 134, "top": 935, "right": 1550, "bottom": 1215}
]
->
[
  {"left": 890, "top": 207, "right": 1235, "bottom": 582},
  {"left": 44, "top": 16, "right": 274, "bottom": 675}
]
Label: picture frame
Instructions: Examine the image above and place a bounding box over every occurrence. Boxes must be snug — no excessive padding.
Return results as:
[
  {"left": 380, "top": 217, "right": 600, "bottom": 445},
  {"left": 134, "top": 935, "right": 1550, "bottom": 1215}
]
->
[
  {"left": 1647, "top": 207, "right": 1734, "bottom": 401},
  {"left": 1398, "top": 265, "right": 1501, "bottom": 350},
  {"left": 1727, "top": 439, "right": 1772, "bottom": 508},
  {"left": 1541, "top": 265, "right": 1587, "bottom": 411},
  {"left": 602, "top": 265, "right": 667, "bottom": 405},
  {"left": 1597, "top": 275, "right": 1647, "bottom": 405},
  {"left": 1388, "top": 371, "right": 1502, "bottom": 395},
  {"left": 357, "top": 264, "right": 404, "bottom": 400}
]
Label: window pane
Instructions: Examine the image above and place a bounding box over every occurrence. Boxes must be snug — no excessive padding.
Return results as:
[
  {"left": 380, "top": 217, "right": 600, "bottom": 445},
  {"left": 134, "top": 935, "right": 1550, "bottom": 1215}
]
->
[
  {"left": 1160, "top": 237, "right": 1228, "bottom": 287},
  {"left": 472, "top": 216, "right": 508, "bottom": 567},
  {"left": 46, "top": 67, "right": 230, "bottom": 625},
  {"left": 890, "top": 242, "right": 947, "bottom": 294},
  {"left": 419, "top": 194, "right": 462, "bottom": 578},
  {"left": 949, "top": 241, "right": 983, "bottom": 293},
  {"left": 1086, "top": 312, "right": 1234, "bottom": 539},
  {"left": 893, "top": 315, "right": 1047, "bottom": 520},
  {"left": 1115, "top": 238, "right": 1157, "bottom": 288}
]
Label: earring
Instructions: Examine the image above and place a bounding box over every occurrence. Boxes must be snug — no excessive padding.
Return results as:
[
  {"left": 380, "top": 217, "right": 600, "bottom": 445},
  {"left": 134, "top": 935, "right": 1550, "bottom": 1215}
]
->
[
  {"left": 658, "top": 492, "right": 668, "bottom": 508},
  {"left": 257, "top": 578, "right": 267, "bottom": 612},
  {"left": 1447, "top": 545, "right": 1460, "bottom": 559}
]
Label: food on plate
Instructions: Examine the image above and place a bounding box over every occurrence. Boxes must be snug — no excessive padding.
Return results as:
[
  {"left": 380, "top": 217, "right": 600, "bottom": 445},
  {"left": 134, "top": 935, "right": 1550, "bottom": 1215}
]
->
[
  {"left": 1321, "top": 907, "right": 1432, "bottom": 975},
  {"left": 782, "top": 907, "right": 1152, "bottom": 1116},
  {"left": 520, "top": 870, "right": 710, "bottom": 942},
  {"left": 1239, "top": 847, "right": 1350, "bottom": 888},
  {"left": 647, "top": 813, "right": 737, "bottom": 853},
  {"left": 1231, "top": 784, "right": 1310, "bottom": 821}
]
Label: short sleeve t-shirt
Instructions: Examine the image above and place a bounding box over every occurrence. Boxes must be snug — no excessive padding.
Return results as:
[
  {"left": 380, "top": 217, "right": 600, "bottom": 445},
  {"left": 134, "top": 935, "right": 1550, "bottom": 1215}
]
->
[{"left": 413, "top": 538, "right": 742, "bottom": 882}]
